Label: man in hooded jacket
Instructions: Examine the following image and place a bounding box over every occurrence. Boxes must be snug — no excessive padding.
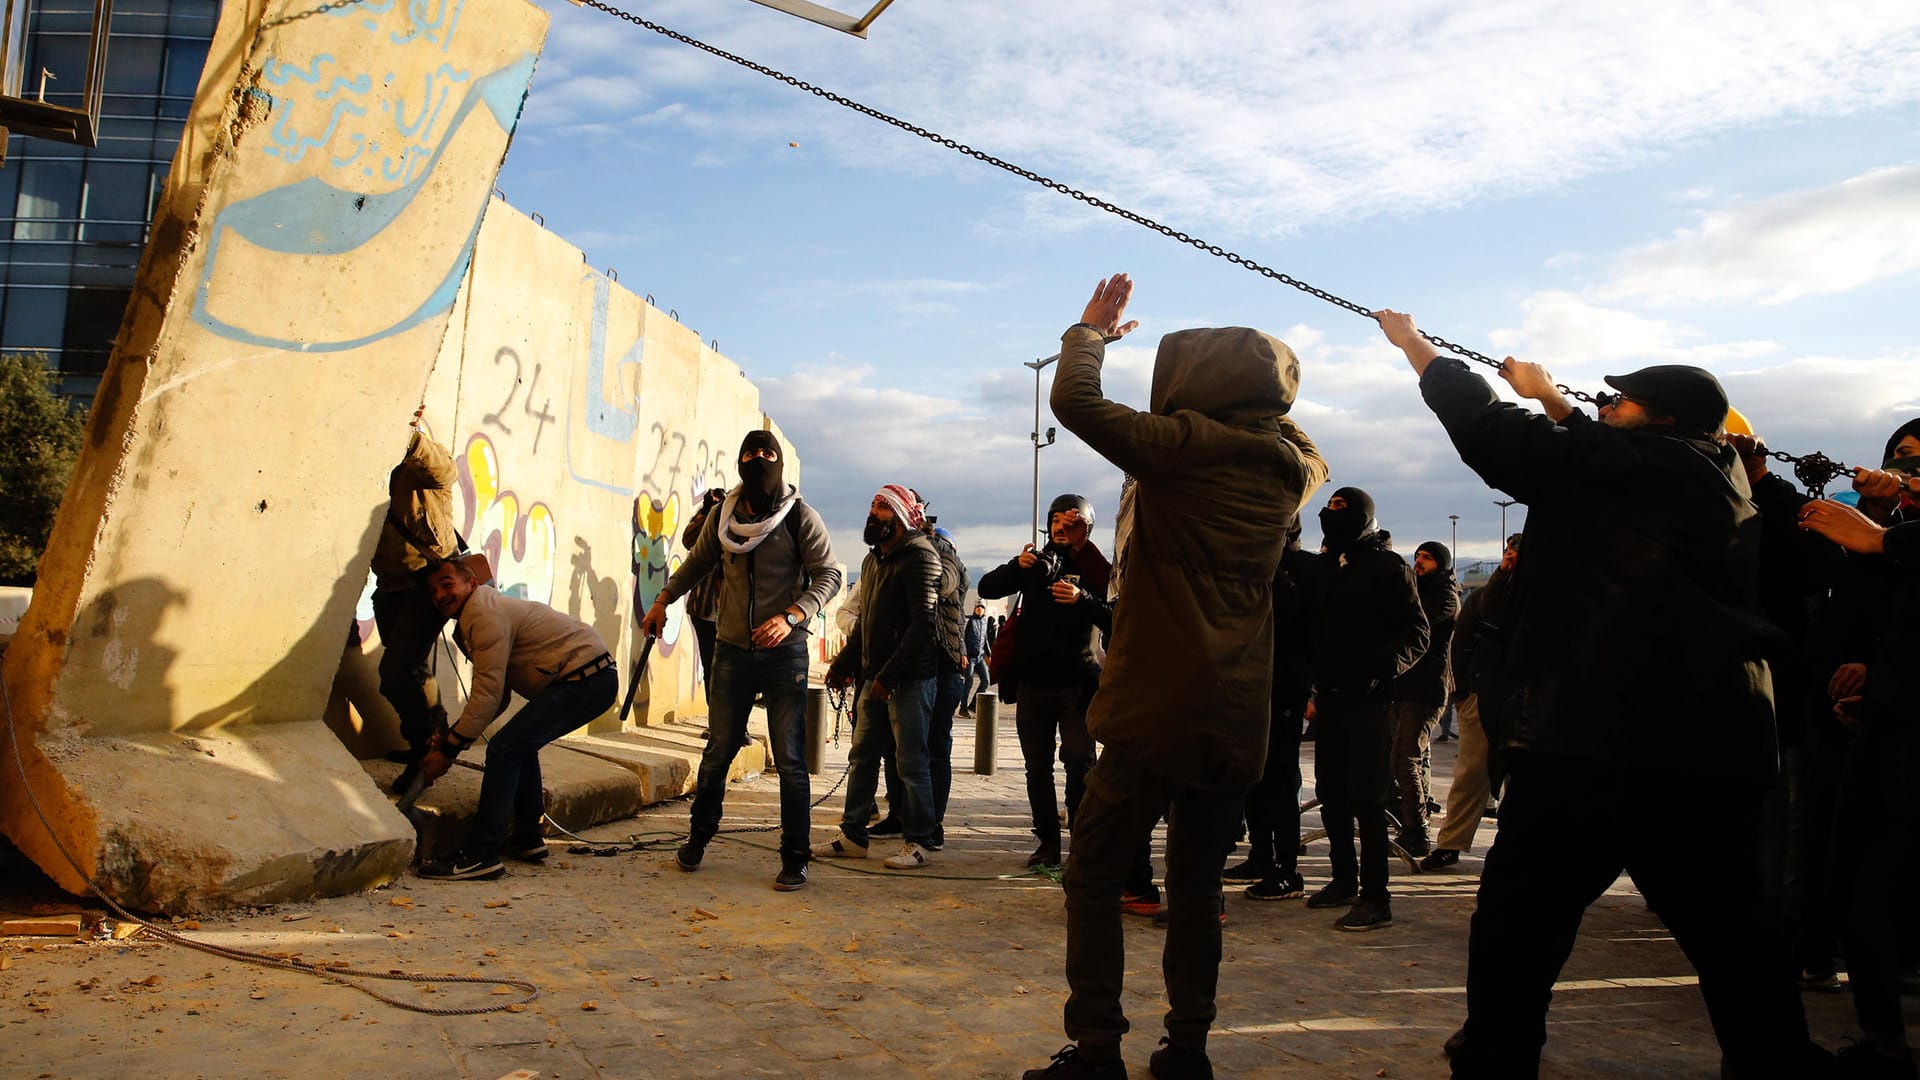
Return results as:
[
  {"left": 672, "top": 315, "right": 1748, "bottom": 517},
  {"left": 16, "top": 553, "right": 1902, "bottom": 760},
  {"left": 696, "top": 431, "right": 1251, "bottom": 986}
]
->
[
  {"left": 1021, "top": 274, "right": 1328, "bottom": 1080},
  {"left": 1306, "top": 487, "right": 1429, "bottom": 932},
  {"left": 1376, "top": 310, "right": 1823, "bottom": 1078},
  {"left": 1390, "top": 540, "right": 1460, "bottom": 856},
  {"left": 644, "top": 430, "right": 842, "bottom": 892}
]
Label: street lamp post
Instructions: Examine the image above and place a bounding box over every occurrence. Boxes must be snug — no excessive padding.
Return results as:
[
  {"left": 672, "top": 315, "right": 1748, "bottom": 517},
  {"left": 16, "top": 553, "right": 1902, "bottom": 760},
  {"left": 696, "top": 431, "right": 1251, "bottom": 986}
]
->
[
  {"left": 1448, "top": 514, "right": 1459, "bottom": 554},
  {"left": 1026, "top": 353, "right": 1061, "bottom": 542},
  {"left": 1494, "top": 499, "right": 1517, "bottom": 541}
]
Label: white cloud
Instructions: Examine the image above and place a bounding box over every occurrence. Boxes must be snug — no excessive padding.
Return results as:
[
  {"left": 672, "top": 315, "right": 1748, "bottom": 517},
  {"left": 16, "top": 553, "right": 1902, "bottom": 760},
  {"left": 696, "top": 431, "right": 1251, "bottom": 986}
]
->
[
  {"left": 1488, "top": 291, "right": 1780, "bottom": 370},
  {"left": 531, "top": 0, "right": 1920, "bottom": 235},
  {"left": 1600, "top": 164, "right": 1920, "bottom": 306}
]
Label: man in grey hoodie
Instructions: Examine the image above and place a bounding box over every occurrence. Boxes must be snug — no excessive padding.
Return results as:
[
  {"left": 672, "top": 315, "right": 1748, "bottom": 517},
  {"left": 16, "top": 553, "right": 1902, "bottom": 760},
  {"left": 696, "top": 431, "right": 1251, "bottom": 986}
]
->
[
  {"left": 1023, "top": 275, "right": 1327, "bottom": 1080},
  {"left": 643, "top": 430, "right": 841, "bottom": 891}
]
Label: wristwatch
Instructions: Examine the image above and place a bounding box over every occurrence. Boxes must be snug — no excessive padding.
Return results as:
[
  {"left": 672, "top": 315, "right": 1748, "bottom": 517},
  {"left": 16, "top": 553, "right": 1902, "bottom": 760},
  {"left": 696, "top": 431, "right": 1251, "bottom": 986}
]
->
[{"left": 783, "top": 611, "right": 801, "bottom": 628}]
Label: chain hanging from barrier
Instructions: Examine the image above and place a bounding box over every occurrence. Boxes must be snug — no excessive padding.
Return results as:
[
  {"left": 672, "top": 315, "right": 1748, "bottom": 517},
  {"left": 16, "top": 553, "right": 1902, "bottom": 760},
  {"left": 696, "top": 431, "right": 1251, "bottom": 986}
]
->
[{"left": 571, "top": 0, "right": 1871, "bottom": 482}]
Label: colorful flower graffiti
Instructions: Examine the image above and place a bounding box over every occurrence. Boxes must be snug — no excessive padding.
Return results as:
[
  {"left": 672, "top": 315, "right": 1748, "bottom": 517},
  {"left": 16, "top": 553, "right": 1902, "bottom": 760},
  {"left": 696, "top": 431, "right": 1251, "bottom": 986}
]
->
[{"left": 632, "top": 489, "right": 683, "bottom": 656}]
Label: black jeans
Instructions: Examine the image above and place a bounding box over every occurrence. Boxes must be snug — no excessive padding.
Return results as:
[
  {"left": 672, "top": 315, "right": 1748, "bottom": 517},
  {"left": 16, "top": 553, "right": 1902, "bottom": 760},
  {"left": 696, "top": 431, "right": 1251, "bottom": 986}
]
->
[
  {"left": 1453, "top": 751, "right": 1811, "bottom": 1079},
  {"left": 470, "top": 667, "right": 618, "bottom": 856},
  {"left": 1063, "top": 750, "right": 1244, "bottom": 1054},
  {"left": 1245, "top": 690, "right": 1308, "bottom": 875},
  {"left": 1314, "top": 687, "right": 1393, "bottom": 900},
  {"left": 372, "top": 583, "right": 448, "bottom": 752},
  {"left": 688, "top": 639, "right": 811, "bottom": 861},
  {"left": 1017, "top": 678, "right": 1095, "bottom": 849},
  {"left": 1833, "top": 724, "right": 1920, "bottom": 1045}
]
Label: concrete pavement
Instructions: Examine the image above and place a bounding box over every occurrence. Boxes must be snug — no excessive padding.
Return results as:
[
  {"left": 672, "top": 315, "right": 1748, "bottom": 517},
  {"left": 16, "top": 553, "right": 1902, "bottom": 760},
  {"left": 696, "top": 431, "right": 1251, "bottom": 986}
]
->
[{"left": 0, "top": 710, "right": 1888, "bottom": 1078}]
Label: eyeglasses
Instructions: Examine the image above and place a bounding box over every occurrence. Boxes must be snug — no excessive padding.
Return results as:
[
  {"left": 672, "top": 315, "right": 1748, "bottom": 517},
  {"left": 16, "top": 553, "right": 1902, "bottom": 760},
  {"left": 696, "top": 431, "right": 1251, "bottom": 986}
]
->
[{"left": 1595, "top": 392, "right": 1646, "bottom": 410}]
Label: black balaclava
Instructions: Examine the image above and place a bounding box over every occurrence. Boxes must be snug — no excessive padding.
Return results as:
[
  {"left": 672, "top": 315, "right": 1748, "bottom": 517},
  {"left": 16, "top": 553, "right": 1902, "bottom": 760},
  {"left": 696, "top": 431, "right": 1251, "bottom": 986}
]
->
[
  {"left": 1883, "top": 419, "right": 1920, "bottom": 468},
  {"left": 738, "top": 430, "right": 784, "bottom": 514},
  {"left": 1318, "top": 486, "right": 1375, "bottom": 555},
  {"left": 1415, "top": 540, "right": 1454, "bottom": 573}
]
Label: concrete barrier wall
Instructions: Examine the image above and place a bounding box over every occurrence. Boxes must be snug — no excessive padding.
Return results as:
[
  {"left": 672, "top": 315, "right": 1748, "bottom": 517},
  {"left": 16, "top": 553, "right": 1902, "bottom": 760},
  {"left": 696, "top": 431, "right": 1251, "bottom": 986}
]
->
[{"left": 0, "top": 0, "right": 548, "bottom": 910}]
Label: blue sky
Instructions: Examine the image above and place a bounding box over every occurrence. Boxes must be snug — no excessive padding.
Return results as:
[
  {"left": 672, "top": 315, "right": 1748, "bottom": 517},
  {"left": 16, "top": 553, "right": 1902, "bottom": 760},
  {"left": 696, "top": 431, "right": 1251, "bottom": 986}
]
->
[{"left": 496, "top": 0, "right": 1920, "bottom": 576}]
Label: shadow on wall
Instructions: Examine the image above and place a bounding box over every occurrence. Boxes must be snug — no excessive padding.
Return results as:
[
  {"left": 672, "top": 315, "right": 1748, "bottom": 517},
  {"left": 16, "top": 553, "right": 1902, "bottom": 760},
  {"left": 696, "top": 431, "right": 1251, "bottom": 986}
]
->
[
  {"left": 74, "top": 578, "right": 187, "bottom": 729},
  {"left": 181, "top": 502, "right": 386, "bottom": 731},
  {"left": 568, "top": 536, "right": 623, "bottom": 653}
]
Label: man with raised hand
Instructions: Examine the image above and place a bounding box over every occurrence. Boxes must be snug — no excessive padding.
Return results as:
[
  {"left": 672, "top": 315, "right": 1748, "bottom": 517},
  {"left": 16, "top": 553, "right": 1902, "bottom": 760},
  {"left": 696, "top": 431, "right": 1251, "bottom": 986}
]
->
[
  {"left": 1023, "top": 274, "right": 1327, "bottom": 1080},
  {"left": 1376, "top": 309, "right": 1824, "bottom": 1078}
]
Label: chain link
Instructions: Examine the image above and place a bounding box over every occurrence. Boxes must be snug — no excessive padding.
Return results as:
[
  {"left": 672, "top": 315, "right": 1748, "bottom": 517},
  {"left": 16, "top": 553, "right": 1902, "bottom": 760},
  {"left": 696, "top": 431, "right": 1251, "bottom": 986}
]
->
[{"left": 573, "top": 1, "right": 1883, "bottom": 468}]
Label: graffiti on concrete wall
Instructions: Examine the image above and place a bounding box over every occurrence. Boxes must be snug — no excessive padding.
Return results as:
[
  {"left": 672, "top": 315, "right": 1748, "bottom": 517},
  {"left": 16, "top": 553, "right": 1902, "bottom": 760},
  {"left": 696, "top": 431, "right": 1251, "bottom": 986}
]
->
[
  {"left": 631, "top": 489, "right": 683, "bottom": 656},
  {"left": 190, "top": 0, "right": 536, "bottom": 351},
  {"left": 457, "top": 431, "right": 557, "bottom": 605}
]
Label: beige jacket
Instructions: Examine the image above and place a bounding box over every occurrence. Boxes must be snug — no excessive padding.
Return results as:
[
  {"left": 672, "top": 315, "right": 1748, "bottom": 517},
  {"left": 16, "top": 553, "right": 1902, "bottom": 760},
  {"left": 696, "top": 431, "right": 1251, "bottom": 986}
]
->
[
  {"left": 371, "top": 431, "right": 458, "bottom": 589},
  {"left": 450, "top": 586, "right": 610, "bottom": 740}
]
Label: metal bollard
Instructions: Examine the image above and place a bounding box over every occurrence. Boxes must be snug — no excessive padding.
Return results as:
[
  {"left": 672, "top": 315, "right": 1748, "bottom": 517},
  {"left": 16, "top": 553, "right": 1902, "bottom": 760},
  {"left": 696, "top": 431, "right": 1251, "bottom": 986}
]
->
[
  {"left": 973, "top": 690, "right": 998, "bottom": 776},
  {"left": 806, "top": 686, "right": 829, "bottom": 776}
]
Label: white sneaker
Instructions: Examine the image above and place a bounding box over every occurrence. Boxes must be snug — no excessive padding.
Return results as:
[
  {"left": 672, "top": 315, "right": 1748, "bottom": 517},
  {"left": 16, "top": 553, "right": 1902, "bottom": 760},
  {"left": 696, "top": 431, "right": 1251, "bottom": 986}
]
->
[
  {"left": 884, "top": 843, "right": 931, "bottom": 870},
  {"left": 811, "top": 834, "right": 867, "bottom": 859}
]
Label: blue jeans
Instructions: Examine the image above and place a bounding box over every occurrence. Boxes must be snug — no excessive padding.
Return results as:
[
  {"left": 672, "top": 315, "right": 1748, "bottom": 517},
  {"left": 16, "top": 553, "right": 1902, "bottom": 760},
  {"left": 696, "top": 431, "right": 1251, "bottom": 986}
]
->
[
  {"left": 839, "top": 676, "right": 936, "bottom": 847},
  {"left": 689, "top": 639, "right": 811, "bottom": 860},
  {"left": 964, "top": 655, "right": 992, "bottom": 705},
  {"left": 470, "top": 666, "right": 617, "bottom": 857}
]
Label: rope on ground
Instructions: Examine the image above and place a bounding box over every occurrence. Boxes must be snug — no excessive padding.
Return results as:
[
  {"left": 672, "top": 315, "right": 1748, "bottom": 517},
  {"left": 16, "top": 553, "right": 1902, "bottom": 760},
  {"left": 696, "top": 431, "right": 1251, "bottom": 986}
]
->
[{"left": 2, "top": 677, "right": 540, "bottom": 1017}]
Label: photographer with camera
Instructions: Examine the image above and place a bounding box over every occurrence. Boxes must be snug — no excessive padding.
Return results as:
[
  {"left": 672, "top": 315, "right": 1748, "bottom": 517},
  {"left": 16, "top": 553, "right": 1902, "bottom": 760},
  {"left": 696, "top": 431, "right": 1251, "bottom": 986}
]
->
[{"left": 979, "top": 494, "right": 1113, "bottom": 869}]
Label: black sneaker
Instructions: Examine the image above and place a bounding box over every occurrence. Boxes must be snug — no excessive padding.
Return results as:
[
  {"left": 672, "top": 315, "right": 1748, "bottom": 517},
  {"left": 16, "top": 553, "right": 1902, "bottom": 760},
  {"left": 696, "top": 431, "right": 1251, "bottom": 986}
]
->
[
  {"left": 1221, "top": 858, "right": 1275, "bottom": 884},
  {"left": 1483, "top": 800, "right": 1499, "bottom": 820},
  {"left": 1148, "top": 1037, "right": 1214, "bottom": 1080},
  {"left": 1028, "top": 843, "right": 1062, "bottom": 869},
  {"left": 1305, "top": 879, "right": 1359, "bottom": 909},
  {"left": 506, "top": 838, "right": 549, "bottom": 863},
  {"left": 927, "top": 826, "right": 945, "bottom": 852},
  {"left": 417, "top": 851, "right": 505, "bottom": 880},
  {"left": 774, "top": 862, "right": 807, "bottom": 892},
  {"left": 675, "top": 841, "right": 705, "bottom": 872},
  {"left": 1836, "top": 1040, "right": 1920, "bottom": 1079},
  {"left": 1023, "top": 1045, "right": 1128, "bottom": 1080},
  {"left": 1419, "top": 849, "right": 1461, "bottom": 873},
  {"left": 1334, "top": 896, "right": 1393, "bottom": 932},
  {"left": 1245, "top": 873, "right": 1305, "bottom": 901},
  {"left": 868, "top": 816, "right": 904, "bottom": 837}
]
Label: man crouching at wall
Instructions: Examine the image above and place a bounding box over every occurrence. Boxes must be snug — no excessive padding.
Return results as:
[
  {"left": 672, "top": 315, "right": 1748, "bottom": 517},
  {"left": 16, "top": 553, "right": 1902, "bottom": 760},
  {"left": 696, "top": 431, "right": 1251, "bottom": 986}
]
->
[
  {"left": 413, "top": 557, "right": 618, "bottom": 881},
  {"left": 1024, "top": 274, "right": 1327, "bottom": 1080}
]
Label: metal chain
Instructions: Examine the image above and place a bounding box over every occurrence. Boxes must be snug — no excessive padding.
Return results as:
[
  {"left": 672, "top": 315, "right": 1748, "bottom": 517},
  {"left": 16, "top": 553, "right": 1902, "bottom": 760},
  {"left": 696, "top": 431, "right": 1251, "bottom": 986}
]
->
[
  {"left": 1766, "top": 448, "right": 1851, "bottom": 500},
  {"left": 572, "top": 1, "right": 1901, "bottom": 465},
  {"left": 572, "top": 0, "right": 1594, "bottom": 399}
]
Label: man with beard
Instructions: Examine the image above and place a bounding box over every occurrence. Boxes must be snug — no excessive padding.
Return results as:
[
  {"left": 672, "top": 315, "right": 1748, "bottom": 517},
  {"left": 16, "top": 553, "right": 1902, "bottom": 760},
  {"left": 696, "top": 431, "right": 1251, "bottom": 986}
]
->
[
  {"left": 1022, "top": 274, "right": 1327, "bottom": 1080},
  {"left": 815, "top": 484, "right": 943, "bottom": 870},
  {"left": 1376, "top": 311, "right": 1825, "bottom": 1077},
  {"left": 1390, "top": 540, "right": 1461, "bottom": 856},
  {"left": 643, "top": 430, "right": 841, "bottom": 891},
  {"left": 979, "top": 493, "right": 1113, "bottom": 868},
  {"left": 1307, "top": 487, "right": 1429, "bottom": 932}
]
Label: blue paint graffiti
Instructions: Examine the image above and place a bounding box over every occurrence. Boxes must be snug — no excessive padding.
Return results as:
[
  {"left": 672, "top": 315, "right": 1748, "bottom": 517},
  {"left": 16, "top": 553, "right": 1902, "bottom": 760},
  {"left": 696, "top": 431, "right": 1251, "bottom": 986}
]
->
[{"left": 191, "top": 52, "right": 537, "bottom": 352}]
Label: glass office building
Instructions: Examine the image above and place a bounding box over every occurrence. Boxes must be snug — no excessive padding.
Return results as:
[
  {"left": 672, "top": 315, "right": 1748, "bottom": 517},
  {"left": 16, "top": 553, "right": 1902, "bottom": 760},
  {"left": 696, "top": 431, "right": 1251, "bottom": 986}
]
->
[{"left": 1, "top": 0, "right": 215, "bottom": 399}]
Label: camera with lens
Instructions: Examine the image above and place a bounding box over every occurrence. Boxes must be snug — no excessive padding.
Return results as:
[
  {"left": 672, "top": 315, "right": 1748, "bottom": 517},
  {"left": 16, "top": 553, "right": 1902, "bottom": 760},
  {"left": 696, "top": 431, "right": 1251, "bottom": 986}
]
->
[{"left": 1034, "top": 542, "right": 1073, "bottom": 584}]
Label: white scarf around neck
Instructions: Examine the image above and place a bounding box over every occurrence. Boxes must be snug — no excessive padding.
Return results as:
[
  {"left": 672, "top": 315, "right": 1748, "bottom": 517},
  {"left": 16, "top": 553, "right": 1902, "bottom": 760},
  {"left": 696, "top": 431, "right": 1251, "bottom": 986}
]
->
[{"left": 717, "top": 486, "right": 798, "bottom": 554}]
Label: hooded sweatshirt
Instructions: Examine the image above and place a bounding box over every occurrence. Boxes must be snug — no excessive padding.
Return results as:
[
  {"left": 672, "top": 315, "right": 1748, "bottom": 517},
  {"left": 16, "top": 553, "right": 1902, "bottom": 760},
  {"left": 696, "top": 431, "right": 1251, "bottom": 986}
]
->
[{"left": 1050, "top": 324, "right": 1329, "bottom": 790}]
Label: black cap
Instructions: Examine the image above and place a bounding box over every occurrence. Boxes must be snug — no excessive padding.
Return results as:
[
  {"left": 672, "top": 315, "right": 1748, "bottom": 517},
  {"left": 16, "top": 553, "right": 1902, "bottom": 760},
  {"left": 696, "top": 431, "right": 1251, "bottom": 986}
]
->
[{"left": 1602, "top": 365, "right": 1728, "bottom": 434}]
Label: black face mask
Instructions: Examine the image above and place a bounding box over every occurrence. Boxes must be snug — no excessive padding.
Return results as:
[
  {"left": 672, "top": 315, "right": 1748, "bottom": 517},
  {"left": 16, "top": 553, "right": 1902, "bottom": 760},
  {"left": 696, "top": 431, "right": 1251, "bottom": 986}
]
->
[
  {"left": 739, "top": 456, "right": 783, "bottom": 513},
  {"left": 1319, "top": 505, "right": 1370, "bottom": 554},
  {"left": 863, "top": 515, "right": 895, "bottom": 547}
]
